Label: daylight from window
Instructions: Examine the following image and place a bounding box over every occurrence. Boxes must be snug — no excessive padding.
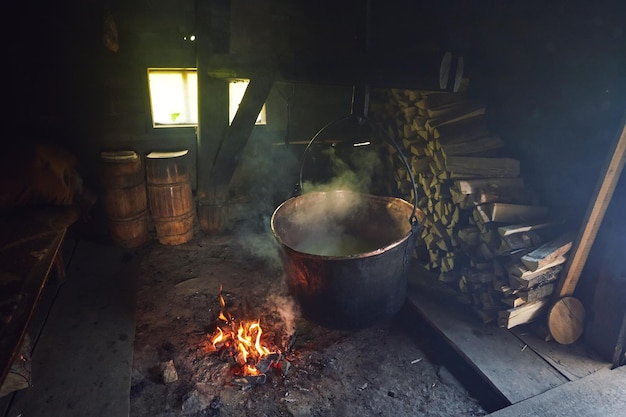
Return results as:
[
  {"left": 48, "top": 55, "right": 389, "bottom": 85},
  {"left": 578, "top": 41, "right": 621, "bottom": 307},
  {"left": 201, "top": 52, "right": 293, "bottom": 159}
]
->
[
  {"left": 229, "top": 79, "right": 267, "bottom": 125},
  {"left": 148, "top": 70, "right": 266, "bottom": 128},
  {"left": 148, "top": 69, "right": 198, "bottom": 127}
]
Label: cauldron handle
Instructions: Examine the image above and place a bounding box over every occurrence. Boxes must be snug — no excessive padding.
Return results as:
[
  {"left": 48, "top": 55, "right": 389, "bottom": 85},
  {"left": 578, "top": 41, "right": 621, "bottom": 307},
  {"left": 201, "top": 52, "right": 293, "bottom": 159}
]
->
[{"left": 298, "top": 114, "right": 421, "bottom": 231}]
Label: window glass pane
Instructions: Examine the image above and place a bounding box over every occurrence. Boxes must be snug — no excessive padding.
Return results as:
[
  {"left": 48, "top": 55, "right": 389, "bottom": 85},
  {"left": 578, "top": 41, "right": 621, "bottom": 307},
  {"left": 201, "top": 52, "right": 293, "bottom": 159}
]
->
[
  {"left": 229, "top": 79, "right": 267, "bottom": 125},
  {"left": 147, "top": 70, "right": 267, "bottom": 128},
  {"left": 148, "top": 69, "right": 198, "bottom": 127}
]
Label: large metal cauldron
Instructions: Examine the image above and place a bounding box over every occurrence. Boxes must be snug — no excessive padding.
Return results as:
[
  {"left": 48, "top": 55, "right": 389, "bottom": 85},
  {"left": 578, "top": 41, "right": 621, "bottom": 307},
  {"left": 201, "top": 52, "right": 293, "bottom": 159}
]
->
[{"left": 271, "top": 189, "right": 423, "bottom": 329}]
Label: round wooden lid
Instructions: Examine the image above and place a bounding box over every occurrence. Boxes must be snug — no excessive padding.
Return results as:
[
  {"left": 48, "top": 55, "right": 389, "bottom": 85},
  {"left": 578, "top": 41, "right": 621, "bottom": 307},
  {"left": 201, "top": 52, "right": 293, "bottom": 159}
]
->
[
  {"left": 146, "top": 150, "right": 188, "bottom": 159},
  {"left": 101, "top": 150, "right": 138, "bottom": 161},
  {"left": 548, "top": 296, "right": 585, "bottom": 345}
]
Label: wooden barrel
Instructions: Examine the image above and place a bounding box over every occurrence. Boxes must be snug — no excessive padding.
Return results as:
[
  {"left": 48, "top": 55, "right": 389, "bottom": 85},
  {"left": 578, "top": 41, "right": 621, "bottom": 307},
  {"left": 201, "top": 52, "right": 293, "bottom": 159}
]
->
[
  {"left": 146, "top": 150, "right": 194, "bottom": 245},
  {"left": 99, "top": 151, "right": 148, "bottom": 248}
]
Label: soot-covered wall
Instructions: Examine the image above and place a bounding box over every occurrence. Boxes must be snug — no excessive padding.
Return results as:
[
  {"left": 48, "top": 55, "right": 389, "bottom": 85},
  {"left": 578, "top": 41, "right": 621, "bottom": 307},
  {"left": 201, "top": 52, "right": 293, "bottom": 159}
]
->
[{"left": 2, "top": 0, "right": 625, "bottom": 233}]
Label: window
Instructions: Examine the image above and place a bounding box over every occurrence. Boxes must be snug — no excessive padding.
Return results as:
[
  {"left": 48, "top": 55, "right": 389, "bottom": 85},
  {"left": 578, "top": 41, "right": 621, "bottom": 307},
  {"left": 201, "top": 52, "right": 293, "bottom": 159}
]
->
[
  {"left": 148, "top": 68, "right": 198, "bottom": 127},
  {"left": 147, "top": 69, "right": 266, "bottom": 128},
  {"left": 229, "top": 79, "right": 267, "bottom": 125}
]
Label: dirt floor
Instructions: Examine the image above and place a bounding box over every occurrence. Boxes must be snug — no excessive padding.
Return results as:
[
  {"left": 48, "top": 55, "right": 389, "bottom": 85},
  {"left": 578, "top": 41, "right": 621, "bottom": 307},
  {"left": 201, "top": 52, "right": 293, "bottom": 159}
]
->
[{"left": 130, "top": 233, "right": 487, "bottom": 417}]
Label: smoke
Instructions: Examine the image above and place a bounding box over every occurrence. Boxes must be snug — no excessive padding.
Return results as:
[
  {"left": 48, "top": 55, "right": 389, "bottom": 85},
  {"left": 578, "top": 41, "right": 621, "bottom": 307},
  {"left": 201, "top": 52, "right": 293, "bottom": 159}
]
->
[
  {"left": 232, "top": 134, "right": 299, "bottom": 269},
  {"left": 265, "top": 292, "right": 300, "bottom": 349}
]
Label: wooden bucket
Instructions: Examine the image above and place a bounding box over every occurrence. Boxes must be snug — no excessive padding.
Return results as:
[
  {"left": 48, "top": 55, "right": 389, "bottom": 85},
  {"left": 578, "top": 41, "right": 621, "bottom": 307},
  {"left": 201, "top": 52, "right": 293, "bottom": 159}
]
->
[
  {"left": 99, "top": 151, "right": 148, "bottom": 248},
  {"left": 146, "top": 150, "right": 194, "bottom": 245}
]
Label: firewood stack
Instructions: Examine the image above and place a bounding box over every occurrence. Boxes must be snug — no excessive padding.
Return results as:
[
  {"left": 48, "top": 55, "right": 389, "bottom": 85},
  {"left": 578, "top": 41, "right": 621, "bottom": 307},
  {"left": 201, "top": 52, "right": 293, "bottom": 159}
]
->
[{"left": 370, "top": 88, "right": 575, "bottom": 327}]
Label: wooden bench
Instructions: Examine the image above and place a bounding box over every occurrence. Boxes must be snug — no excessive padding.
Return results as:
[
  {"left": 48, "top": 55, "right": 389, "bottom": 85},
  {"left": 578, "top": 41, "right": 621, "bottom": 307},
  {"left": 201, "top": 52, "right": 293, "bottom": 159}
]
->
[{"left": 0, "top": 205, "right": 78, "bottom": 395}]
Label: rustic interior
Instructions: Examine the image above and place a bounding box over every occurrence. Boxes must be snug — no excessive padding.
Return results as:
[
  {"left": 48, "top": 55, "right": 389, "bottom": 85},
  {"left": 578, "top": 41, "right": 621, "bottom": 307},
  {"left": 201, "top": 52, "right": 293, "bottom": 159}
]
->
[{"left": 1, "top": 0, "right": 625, "bottom": 416}]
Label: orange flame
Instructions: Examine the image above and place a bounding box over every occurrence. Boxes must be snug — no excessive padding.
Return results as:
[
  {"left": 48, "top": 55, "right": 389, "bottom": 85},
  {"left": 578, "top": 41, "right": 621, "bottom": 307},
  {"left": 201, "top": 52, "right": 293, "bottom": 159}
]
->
[{"left": 205, "top": 286, "right": 279, "bottom": 376}]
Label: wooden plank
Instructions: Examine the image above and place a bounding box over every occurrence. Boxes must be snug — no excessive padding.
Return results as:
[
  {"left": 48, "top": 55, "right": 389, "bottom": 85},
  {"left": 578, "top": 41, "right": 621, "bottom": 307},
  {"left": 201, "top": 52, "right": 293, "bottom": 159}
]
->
[
  {"left": 6, "top": 240, "right": 139, "bottom": 416},
  {"left": 557, "top": 117, "right": 626, "bottom": 298},
  {"left": 510, "top": 328, "right": 608, "bottom": 381},
  {"left": 209, "top": 73, "right": 274, "bottom": 186},
  {"left": 485, "top": 366, "right": 626, "bottom": 417},
  {"left": 407, "top": 276, "right": 568, "bottom": 405}
]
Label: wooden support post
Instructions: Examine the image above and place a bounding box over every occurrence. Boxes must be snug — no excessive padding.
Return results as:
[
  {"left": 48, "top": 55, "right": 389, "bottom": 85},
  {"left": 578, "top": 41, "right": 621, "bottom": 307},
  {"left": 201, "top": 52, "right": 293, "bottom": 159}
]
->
[
  {"left": 196, "top": 73, "right": 274, "bottom": 233},
  {"left": 196, "top": 0, "right": 231, "bottom": 233}
]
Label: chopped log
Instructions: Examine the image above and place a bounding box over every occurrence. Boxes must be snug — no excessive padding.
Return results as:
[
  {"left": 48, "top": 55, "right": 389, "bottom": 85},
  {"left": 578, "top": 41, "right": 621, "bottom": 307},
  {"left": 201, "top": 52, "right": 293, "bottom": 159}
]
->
[
  {"left": 445, "top": 156, "right": 520, "bottom": 178},
  {"left": 433, "top": 115, "right": 489, "bottom": 143},
  {"left": 472, "top": 205, "right": 491, "bottom": 224},
  {"left": 521, "top": 232, "right": 575, "bottom": 271},
  {"left": 498, "top": 298, "right": 549, "bottom": 329},
  {"left": 496, "top": 231, "right": 542, "bottom": 255},
  {"left": 439, "top": 135, "right": 504, "bottom": 157},
  {"left": 411, "top": 156, "right": 432, "bottom": 174},
  {"left": 418, "top": 91, "right": 467, "bottom": 109},
  {"left": 501, "top": 296, "right": 527, "bottom": 308},
  {"left": 489, "top": 203, "right": 549, "bottom": 223},
  {"left": 455, "top": 177, "right": 524, "bottom": 195},
  {"left": 457, "top": 227, "right": 481, "bottom": 247},
  {"left": 465, "top": 270, "right": 494, "bottom": 284},
  {"left": 509, "top": 263, "right": 564, "bottom": 290},
  {"left": 426, "top": 102, "right": 486, "bottom": 129},
  {"left": 515, "top": 283, "right": 555, "bottom": 302},
  {"left": 497, "top": 222, "right": 556, "bottom": 237}
]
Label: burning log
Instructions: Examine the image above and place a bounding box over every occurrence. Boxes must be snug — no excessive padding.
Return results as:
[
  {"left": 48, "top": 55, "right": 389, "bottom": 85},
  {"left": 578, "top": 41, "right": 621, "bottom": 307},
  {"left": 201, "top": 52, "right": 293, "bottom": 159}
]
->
[{"left": 203, "top": 285, "right": 282, "bottom": 387}]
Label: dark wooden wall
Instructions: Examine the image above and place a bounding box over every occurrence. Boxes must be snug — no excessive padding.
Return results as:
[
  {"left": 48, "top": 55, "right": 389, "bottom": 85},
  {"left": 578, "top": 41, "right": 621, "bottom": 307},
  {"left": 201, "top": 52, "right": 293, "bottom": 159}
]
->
[{"left": 2, "top": 0, "right": 625, "bottom": 350}]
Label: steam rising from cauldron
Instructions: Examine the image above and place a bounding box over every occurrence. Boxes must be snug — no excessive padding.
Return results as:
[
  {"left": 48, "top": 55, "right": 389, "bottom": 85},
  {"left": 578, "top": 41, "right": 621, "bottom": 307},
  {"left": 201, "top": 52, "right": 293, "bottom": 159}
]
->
[
  {"left": 295, "top": 145, "right": 384, "bottom": 256},
  {"left": 302, "top": 145, "right": 383, "bottom": 196}
]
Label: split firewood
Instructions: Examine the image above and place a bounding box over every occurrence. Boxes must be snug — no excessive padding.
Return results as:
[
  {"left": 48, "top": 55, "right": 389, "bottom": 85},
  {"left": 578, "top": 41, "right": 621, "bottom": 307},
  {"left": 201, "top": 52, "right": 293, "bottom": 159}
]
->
[
  {"left": 501, "top": 296, "right": 527, "bottom": 308},
  {"left": 489, "top": 203, "right": 549, "bottom": 223},
  {"left": 509, "top": 263, "right": 565, "bottom": 290},
  {"left": 418, "top": 91, "right": 467, "bottom": 110},
  {"left": 454, "top": 177, "right": 525, "bottom": 195},
  {"left": 495, "top": 231, "right": 542, "bottom": 256},
  {"left": 439, "top": 135, "right": 504, "bottom": 158},
  {"left": 445, "top": 156, "right": 520, "bottom": 178},
  {"left": 433, "top": 115, "right": 488, "bottom": 143},
  {"left": 497, "top": 222, "right": 556, "bottom": 237},
  {"left": 514, "top": 282, "right": 556, "bottom": 302},
  {"left": 426, "top": 102, "right": 486, "bottom": 130},
  {"left": 498, "top": 298, "right": 550, "bottom": 329},
  {"left": 520, "top": 232, "right": 576, "bottom": 271}
]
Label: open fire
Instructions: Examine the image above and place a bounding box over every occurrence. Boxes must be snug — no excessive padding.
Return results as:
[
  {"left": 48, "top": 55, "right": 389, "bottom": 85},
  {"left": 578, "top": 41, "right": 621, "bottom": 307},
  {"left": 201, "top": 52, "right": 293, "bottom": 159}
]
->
[{"left": 203, "top": 285, "right": 282, "bottom": 386}]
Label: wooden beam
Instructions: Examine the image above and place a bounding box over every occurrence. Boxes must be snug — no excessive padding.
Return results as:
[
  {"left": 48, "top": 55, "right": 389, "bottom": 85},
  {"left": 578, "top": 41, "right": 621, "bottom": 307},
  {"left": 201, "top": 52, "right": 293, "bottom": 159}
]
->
[
  {"left": 195, "top": 0, "right": 230, "bottom": 202},
  {"left": 209, "top": 73, "right": 274, "bottom": 187},
  {"left": 556, "top": 115, "right": 626, "bottom": 298},
  {"left": 202, "top": 50, "right": 454, "bottom": 91},
  {"left": 196, "top": 76, "right": 228, "bottom": 200}
]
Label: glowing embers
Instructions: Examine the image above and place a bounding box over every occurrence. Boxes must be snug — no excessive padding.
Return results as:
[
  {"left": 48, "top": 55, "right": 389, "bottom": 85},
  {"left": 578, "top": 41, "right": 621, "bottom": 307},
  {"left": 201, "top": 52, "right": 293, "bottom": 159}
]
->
[{"left": 204, "top": 285, "right": 281, "bottom": 387}]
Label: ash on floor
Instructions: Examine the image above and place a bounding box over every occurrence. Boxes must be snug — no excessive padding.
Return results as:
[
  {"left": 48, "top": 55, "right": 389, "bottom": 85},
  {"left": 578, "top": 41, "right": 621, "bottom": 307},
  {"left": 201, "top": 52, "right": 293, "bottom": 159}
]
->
[{"left": 130, "top": 235, "right": 487, "bottom": 417}]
